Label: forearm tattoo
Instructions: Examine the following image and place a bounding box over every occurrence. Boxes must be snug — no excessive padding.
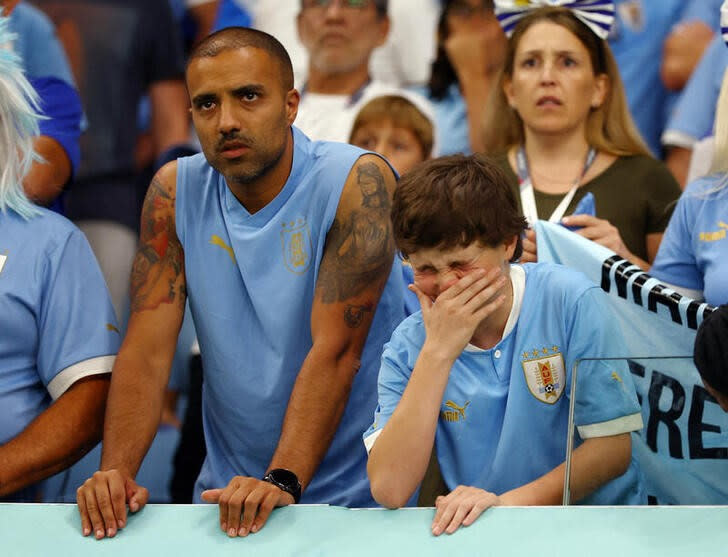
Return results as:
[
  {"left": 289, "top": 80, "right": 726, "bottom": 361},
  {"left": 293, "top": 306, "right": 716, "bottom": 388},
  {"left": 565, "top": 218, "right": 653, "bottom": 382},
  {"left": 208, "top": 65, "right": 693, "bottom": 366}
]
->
[{"left": 130, "top": 177, "right": 186, "bottom": 313}]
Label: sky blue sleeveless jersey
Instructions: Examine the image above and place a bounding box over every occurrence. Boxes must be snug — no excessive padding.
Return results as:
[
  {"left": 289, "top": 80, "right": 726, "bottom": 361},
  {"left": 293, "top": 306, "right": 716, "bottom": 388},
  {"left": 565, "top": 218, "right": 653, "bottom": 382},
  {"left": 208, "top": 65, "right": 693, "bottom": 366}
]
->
[{"left": 176, "top": 127, "right": 404, "bottom": 506}]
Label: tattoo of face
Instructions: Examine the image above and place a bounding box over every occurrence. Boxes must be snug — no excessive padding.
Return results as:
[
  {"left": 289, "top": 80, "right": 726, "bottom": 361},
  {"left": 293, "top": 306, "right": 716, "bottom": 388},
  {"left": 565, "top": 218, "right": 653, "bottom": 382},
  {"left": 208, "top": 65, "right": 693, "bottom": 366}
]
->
[
  {"left": 316, "top": 161, "right": 394, "bottom": 305},
  {"left": 357, "top": 162, "right": 390, "bottom": 209},
  {"left": 344, "top": 303, "right": 374, "bottom": 328},
  {"left": 130, "top": 177, "right": 186, "bottom": 313}
]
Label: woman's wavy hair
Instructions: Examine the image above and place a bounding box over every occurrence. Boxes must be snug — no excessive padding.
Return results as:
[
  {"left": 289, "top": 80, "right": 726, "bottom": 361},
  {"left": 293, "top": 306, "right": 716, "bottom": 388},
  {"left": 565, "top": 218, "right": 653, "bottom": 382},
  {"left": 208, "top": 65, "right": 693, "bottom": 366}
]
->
[
  {"left": 482, "top": 6, "right": 649, "bottom": 157},
  {"left": 0, "top": 16, "right": 42, "bottom": 219}
]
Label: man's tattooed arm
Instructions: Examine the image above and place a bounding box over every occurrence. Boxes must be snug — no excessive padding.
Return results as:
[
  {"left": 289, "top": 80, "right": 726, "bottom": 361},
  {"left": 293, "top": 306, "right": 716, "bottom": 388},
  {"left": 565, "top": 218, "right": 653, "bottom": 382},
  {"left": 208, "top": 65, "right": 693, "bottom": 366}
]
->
[
  {"left": 267, "top": 155, "right": 398, "bottom": 492},
  {"left": 315, "top": 160, "right": 395, "bottom": 326},
  {"left": 130, "top": 174, "right": 187, "bottom": 313}
]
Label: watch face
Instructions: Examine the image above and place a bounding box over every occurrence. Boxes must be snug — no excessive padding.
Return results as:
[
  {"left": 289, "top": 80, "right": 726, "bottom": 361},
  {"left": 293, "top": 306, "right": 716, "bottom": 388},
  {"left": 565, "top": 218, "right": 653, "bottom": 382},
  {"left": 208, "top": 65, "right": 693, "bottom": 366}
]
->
[
  {"left": 269, "top": 469, "right": 298, "bottom": 487},
  {"left": 265, "top": 468, "right": 302, "bottom": 503}
]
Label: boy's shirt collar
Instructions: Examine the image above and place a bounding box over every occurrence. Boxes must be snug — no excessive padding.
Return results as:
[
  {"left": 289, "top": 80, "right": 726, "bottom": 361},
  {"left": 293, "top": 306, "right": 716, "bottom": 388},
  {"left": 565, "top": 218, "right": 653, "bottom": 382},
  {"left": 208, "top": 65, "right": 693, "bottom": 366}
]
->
[{"left": 464, "top": 265, "right": 525, "bottom": 353}]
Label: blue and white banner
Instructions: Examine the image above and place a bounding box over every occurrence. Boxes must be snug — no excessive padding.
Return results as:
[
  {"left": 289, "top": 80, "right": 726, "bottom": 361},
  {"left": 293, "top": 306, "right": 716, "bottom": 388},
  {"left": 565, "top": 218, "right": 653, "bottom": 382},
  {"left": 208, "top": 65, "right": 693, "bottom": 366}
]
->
[{"left": 535, "top": 221, "right": 728, "bottom": 504}]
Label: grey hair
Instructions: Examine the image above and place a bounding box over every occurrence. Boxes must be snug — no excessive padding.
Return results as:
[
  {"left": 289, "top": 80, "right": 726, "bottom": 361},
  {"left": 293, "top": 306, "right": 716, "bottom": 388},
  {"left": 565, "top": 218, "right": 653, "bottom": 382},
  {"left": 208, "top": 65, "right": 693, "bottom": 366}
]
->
[{"left": 0, "top": 16, "right": 42, "bottom": 219}]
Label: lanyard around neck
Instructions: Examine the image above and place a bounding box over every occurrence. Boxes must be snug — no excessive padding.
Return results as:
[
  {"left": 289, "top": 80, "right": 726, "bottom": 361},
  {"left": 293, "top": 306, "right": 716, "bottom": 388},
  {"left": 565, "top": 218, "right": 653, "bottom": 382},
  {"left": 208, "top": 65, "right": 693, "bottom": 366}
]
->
[{"left": 516, "top": 145, "right": 597, "bottom": 227}]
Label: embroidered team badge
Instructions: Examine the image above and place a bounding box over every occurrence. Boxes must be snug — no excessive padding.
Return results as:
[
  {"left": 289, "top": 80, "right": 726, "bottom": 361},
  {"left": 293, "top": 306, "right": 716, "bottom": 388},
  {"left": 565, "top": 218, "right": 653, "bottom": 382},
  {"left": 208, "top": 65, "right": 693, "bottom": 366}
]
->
[
  {"left": 522, "top": 346, "right": 565, "bottom": 404},
  {"left": 281, "top": 218, "right": 312, "bottom": 274}
]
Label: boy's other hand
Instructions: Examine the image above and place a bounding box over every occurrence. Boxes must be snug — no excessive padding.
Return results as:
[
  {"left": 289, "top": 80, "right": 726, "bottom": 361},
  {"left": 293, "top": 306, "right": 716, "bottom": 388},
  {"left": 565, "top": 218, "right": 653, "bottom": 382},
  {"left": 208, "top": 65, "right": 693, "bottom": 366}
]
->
[{"left": 431, "top": 485, "right": 502, "bottom": 536}]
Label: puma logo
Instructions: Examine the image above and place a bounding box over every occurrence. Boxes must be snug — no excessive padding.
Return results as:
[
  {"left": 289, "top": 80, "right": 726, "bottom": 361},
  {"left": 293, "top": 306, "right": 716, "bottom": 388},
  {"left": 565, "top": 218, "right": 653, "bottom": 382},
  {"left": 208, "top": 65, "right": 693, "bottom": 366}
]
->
[
  {"left": 210, "top": 235, "right": 235, "bottom": 262},
  {"left": 441, "top": 400, "right": 471, "bottom": 422}
]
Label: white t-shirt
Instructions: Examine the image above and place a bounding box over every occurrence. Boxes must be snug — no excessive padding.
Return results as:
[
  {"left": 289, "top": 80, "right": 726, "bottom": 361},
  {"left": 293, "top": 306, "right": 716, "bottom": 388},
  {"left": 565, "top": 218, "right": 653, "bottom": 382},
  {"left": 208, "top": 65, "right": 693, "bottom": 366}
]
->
[
  {"left": 295, "top": 81, "right": 402, "bottom": 143},
  {"left": 238, "top": 0, "right": 439, "bottom": 88}
]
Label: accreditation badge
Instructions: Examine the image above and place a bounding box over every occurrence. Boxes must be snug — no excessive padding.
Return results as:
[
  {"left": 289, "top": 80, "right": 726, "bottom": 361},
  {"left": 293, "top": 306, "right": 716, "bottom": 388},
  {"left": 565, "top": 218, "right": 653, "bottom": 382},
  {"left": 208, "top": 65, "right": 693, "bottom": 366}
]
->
[{"left": 522, "top": 347, "right": 566, "bottom": 404}]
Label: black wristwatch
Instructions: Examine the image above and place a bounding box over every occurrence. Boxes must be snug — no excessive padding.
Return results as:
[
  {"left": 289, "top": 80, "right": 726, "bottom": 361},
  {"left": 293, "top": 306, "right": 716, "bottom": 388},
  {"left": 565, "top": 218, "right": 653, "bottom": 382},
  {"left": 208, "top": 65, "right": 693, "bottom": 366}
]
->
[{"left": 262, "top": 468, "right": 301, "bottom": 503}]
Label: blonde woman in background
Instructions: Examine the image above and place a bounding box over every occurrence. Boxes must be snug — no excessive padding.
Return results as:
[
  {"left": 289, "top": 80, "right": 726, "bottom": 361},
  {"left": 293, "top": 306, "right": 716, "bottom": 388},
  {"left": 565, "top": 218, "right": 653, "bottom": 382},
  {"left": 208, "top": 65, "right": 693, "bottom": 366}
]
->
[{"left": 485, "top": 3, "right": 681, "bottom": 271}]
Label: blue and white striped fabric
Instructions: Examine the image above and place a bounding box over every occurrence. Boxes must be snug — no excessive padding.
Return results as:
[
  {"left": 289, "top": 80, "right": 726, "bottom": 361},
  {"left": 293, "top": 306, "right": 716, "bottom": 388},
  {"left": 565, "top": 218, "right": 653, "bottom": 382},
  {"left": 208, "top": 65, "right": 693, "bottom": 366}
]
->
[
  {"left": 722, "top": 0, "right": 728, "bottom": 45},
  {"left": 494, "top": 0, "right": 615, "bottom": 39}
]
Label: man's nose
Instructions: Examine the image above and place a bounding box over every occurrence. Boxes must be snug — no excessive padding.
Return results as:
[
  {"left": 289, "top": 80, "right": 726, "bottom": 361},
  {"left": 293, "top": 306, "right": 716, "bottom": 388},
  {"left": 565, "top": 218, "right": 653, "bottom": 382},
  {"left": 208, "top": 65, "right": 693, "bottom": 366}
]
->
[
  {"left": 217, "top": 101, "right": 240, "bottom": 134},
  {"left": 323, "top": 0, "right": 346, "bottom": 18}
]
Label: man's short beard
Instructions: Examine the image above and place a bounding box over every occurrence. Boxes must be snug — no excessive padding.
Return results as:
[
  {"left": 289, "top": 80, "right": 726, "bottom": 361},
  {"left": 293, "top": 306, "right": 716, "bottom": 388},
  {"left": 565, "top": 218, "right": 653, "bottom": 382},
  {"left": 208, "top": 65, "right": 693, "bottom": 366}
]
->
[{"left": 228, "top": 140, "right": 287, "bottom": 185}]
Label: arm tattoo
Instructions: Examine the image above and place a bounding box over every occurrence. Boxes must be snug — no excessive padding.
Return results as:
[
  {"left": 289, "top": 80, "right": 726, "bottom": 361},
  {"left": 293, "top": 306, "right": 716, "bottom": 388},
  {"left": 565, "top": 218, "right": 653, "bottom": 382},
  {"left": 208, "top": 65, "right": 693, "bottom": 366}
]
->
[
  {"left": 344, "top": 303, "right": 374, "bottom": 328},
  {"left": 130, "top": 177, "right": 186, "bottom": 313},
  {"left": 316, "top": 161, "right": 394, "bottom": 312}
]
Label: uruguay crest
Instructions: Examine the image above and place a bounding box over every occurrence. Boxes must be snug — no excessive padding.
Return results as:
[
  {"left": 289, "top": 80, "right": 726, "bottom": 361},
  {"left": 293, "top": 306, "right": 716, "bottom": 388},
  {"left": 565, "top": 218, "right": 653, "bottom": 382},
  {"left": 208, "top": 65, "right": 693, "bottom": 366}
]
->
[
  {"left": 281, "top": 218, "right": 312, "bottom": 274},
  {"left": 522, "top": 347, "right": 565, "bottom": 404}
]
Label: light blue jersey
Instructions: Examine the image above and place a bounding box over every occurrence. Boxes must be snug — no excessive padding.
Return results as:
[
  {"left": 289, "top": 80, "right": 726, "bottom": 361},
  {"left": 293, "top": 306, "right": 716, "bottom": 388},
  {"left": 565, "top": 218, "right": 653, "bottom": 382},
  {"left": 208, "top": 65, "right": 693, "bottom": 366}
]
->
[
  {"left": 0, "top": 208, "right": 119, "bottom": 447},
  {"left": 9, "top": 3, "right": 74, "bottom": 86},
  {"left": 609, "top": 0, "right": 683, "bottom": 156},
  {"left": 650, "top": 174, "right": 728, "bottom": 306},
  {"left": 176, "top": 127, "right": 404, "bottom": 507},
  {"left": 662, "top": 35, "right": 728, "bottom": 150},
  {"left": 10, "top": 3, "right": 82, "bottom": 176},
  {"left": 365, "top": 263, "right": 645, "bottom": 505},
  {"left": 411, "top": 84, "right": 470, "bottom": 156}
]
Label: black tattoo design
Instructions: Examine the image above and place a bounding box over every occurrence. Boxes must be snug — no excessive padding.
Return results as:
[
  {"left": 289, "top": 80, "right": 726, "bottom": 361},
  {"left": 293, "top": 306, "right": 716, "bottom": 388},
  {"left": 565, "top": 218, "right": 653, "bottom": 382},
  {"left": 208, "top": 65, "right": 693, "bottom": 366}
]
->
[
  {"left": 344, "top": 303, "right": 374, "bottom": 328},
  {"left": 316, "top": 161, "right": 395, "bottom": 304}
]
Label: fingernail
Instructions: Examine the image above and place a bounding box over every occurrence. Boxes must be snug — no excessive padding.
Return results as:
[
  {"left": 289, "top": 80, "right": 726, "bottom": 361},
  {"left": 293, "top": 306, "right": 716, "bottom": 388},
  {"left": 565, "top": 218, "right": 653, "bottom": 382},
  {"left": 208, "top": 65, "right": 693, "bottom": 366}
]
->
[
  {"left": 96, "top": 529, "right": 104, "bottom": 539},
  {"left": 107, "top": 528, "right": 115, "bottom": 537},
  {"left": 130, "top": 502, "right": 138, "bottom": 512},
  {"left": 83, "top": 527, "right": 90, "bottom": 536},
  {"left": 251, "top": 524, "right": 259, "bottom": 533},
  {"left": 228, "top": 527, "right": 236, "bottom": 537},
  {"left": 118, "top": 520, "right": 124, "bottom": 528}
]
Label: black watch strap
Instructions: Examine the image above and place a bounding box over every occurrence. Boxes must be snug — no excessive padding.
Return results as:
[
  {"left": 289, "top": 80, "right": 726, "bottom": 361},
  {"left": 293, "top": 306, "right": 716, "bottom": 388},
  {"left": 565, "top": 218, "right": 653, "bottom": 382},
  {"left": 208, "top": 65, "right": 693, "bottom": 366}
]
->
[{"left": 263, "top": 468, "right": 301, "bottom": 503}]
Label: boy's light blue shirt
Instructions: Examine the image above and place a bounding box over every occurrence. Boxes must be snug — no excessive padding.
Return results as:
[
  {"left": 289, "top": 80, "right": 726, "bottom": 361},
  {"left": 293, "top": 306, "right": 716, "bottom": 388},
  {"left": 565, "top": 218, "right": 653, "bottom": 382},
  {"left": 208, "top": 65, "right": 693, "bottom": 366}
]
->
[{"left": 366, "top": 263, "right": 645, "bottom": 505}]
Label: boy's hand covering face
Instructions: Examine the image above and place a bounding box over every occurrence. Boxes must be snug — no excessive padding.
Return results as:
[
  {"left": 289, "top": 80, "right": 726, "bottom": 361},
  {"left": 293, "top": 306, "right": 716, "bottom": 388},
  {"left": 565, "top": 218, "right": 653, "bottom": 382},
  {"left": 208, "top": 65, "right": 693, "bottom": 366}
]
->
[{"left": 409, "top": 266, "right": 506, "bottom": 360}]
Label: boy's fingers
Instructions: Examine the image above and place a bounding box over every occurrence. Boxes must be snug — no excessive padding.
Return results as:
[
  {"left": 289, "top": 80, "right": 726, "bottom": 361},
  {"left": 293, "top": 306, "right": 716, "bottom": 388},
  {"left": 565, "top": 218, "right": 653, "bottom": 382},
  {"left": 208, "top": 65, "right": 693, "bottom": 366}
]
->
[
  {"left": 445, "top": 504, "right": 470, "bottom": 534},
  {"left": 409, "top": 283, "right": 432, "bottom": 312},
  {"left": 462, "top": 500, "right": 489, "bottom": 526}
]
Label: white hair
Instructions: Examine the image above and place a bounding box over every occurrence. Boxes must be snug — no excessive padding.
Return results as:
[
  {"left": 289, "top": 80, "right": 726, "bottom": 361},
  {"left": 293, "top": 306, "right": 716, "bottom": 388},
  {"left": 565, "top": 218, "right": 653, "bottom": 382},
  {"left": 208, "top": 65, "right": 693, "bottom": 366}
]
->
[{"left": 0, "top": 16, "right": 42, "bottom": 219}]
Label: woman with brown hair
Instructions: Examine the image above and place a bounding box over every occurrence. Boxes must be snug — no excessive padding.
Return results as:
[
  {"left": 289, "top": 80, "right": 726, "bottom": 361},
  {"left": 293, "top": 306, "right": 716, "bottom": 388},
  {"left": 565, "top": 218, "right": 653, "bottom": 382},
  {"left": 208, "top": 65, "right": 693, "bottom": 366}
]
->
[{"left": 485, "top": 1, "right": 681, "bottom": 271}]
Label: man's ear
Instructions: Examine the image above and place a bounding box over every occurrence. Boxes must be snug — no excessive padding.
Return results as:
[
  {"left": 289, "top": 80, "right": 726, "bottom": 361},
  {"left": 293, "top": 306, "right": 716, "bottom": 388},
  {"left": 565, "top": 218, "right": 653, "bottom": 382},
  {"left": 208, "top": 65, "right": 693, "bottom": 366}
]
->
[
  {"left": 286, "top": 88, "right": 300, "bottom": 126},
  {"left": 374, "top": 16, "right": 391, "bottom": 49}
]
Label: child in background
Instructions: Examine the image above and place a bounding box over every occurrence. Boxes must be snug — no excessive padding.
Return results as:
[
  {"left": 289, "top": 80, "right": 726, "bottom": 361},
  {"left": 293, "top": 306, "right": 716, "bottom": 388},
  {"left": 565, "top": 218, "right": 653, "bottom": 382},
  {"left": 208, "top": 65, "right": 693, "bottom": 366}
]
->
[{"left": 349, "top": 93, "right": 436, "bottom": 176}]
